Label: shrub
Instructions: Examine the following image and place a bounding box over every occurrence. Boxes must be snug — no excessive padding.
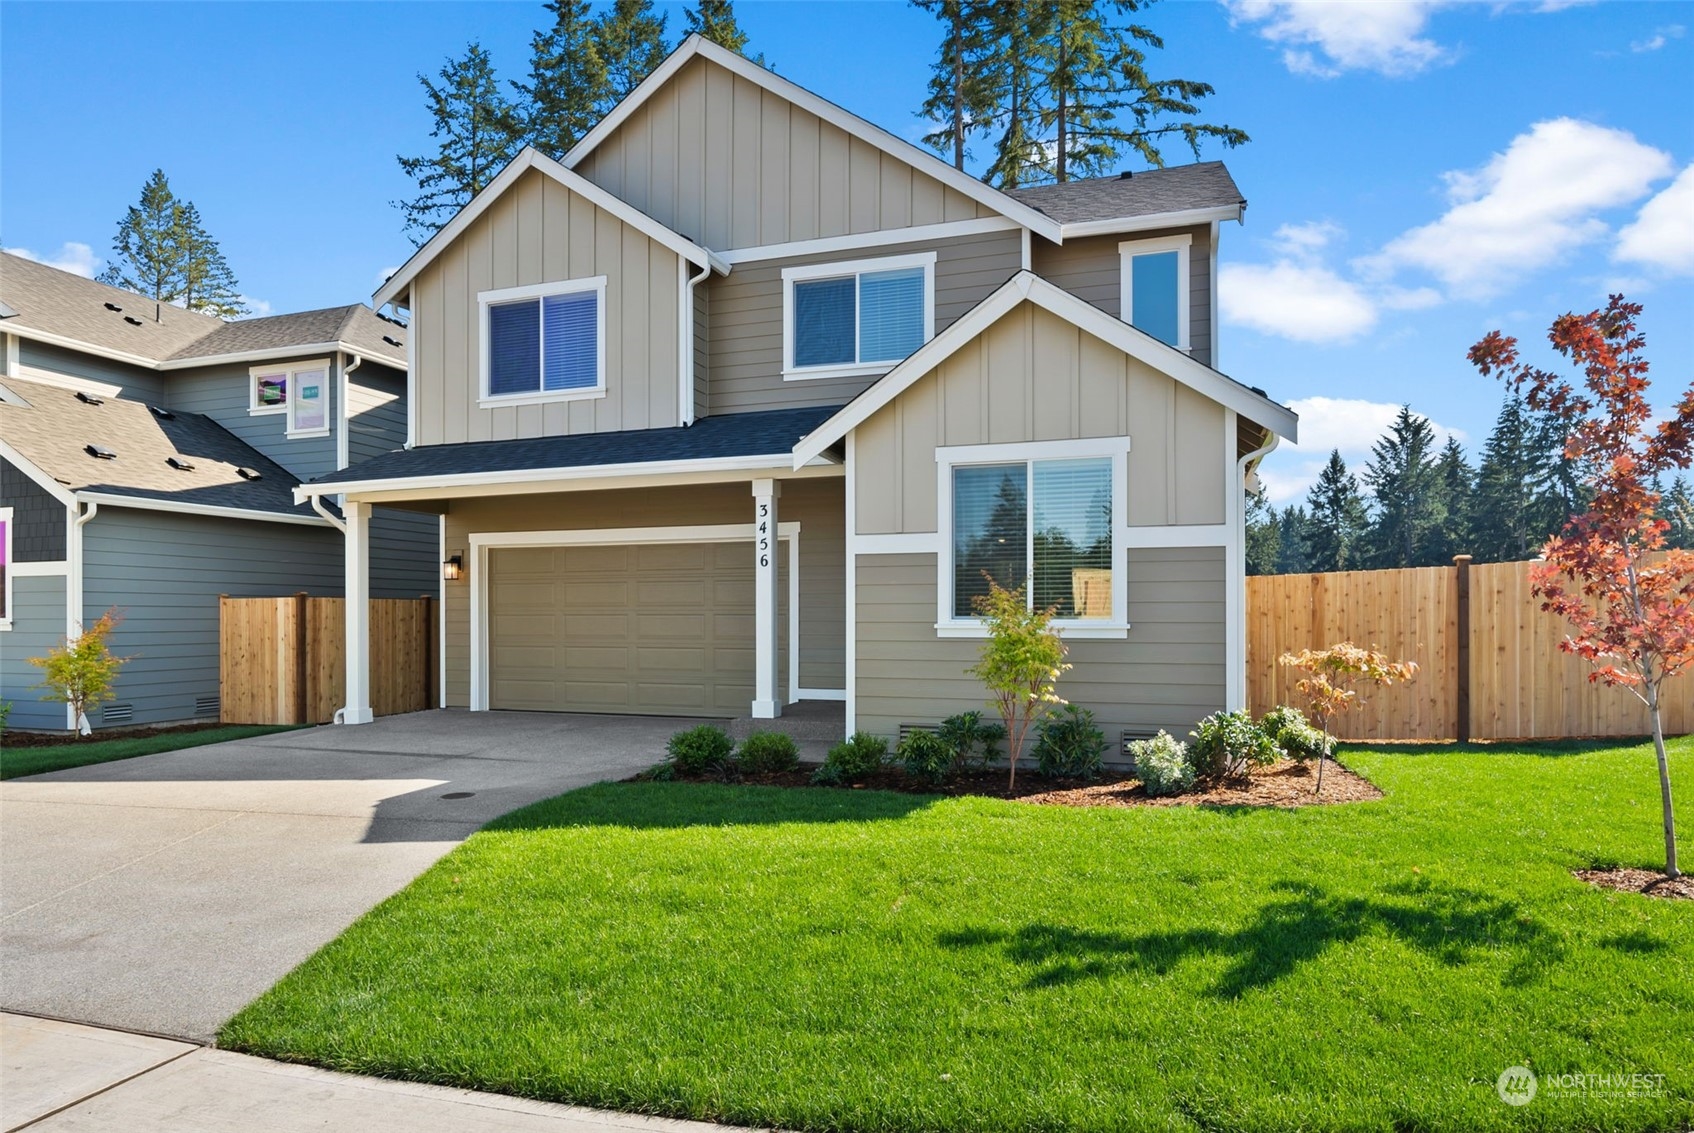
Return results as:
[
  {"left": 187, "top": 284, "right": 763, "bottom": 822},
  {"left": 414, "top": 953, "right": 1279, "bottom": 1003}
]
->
[
  {"left": 737, "top": 730, "right": 800, "bottom": 774},
  {"left": 1260, "top": 704, "right": 1329, "bottom": 762},
  {"left": 666, "top": 724, "right": 734, "bottom": 776},
  {"left": 30, "top": 608, "right": 129, "bottom": 736},
  {"left": 812, "top": 731, "right": 888, "bottom": 785},
  {"left": 1129, "top": 731, "right": 1193, "bottom": 797},
  {"left": 1189, "top": 711, "right": 1277, "bottom": 780},
  {"left": 1033, "top": 704, "right": 1107, "bottom": 780},
  {"left": 898, "top": 729, "right": 955, "bottom": 786},
  {"left": 936, "top": 711, "right": 1005, "bottom": 773},
  {"left": 968, "top": 579, "right": 1070, "bottom": 788}
]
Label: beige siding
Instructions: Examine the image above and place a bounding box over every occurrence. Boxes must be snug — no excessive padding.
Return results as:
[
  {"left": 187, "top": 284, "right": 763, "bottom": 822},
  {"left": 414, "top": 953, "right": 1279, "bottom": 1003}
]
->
[
  {"left": 410, "top": 168, "right": 682, "bottom": 447},
  {"left": 576, "top": 57, "right": 992, "bottom": 251},
  {"left": 855, "top": 548, "right": 1225, "bottom": 744},
  {"left": 852, "top": 301, "right": 1228, "bottom": 535},
  {"left": 704, "top": 229, "right": 1023, "bottom": 414},
  {"left": 1032, "top": 224, "right": 1214, "bottom": 367},
  {"left": 441, "top": 477, "right": 844, "bottom": 707}
]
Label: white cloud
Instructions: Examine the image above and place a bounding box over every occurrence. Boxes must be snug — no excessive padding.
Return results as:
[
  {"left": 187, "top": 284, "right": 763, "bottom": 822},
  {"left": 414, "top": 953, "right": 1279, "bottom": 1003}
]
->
[
  {"left": 1363, "top": 118, "right": 1674, "bottom": 299},
  {"left": 10, "top": 241, "right": 101, "bottom": 278},
  {"left": 1614, "top": 164, "right": 1694, "bottom": 276},
  {"left": 1219, "top": 260, "right": 1378, "bottom": 343},
  {"left": 1224, "top": 0, "right": 1452, "bottom": 77},
  {"left": 1259, "top": 397, "right": 1467, "bottom": 503},
  {"left": 237, "top": 295, "right": 274, "bottom": 318},
  {"left": 1270, "top": 220, "right": 1345, "bottom": 257},
  {"left": 1378, "top": 285, "right": 1443, "bottom": 310},
  {"left": 1631, "top": 24, "right": 1684, "bottom": 52}
]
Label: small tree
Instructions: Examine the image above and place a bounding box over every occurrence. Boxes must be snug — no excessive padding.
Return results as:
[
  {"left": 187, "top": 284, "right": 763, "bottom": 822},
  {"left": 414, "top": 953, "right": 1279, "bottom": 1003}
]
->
[
  {"left": 967, "top": 578, "right": 1070, "bottom": 788},
  {"left": 1471, "top": 295, "right": 1694, "bottom": 878},
  {"left": 30, "top": 609, "right": 130, "bottom": 736},
  {"left": 1278, "top": 643, "right": 1416, "bottom": 793}
]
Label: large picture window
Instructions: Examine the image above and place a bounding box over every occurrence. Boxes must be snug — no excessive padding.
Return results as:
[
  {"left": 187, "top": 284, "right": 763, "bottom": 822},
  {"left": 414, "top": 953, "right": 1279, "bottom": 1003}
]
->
[
  {"left": 783, "top": 253, "right": 935, "bottom": 380},
  {"left": 479, "top": 277, "right": 607, "bottom": 406},
  {"left": 1119, "top": 235, "right": 1190, "bottom": 351}
]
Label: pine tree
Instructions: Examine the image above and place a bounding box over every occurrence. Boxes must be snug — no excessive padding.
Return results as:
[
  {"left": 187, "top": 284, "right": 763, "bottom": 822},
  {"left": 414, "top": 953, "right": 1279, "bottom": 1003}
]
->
[
  {"left": 175, "top": 202, "right": 248, "bottom": 318},
  {"left": 1662, "top": 477, "right": 1694, "bottom": 550},
  {"left": 1303, "top": 451, "right": 1369, "bottom": 573},
  {"left": 1472, "top": 394, "right": 1556, "bottom": 562},
  {"left": 1361, "top": 406, "right": 1443, "bottom": 568},
  {"left": 913, "top": 0, "right": 999, "bottom": 170},
  {"left": 1245, "top": 485, "right": 1279, "bottom": 575},
  {"left": 519, "top": 1, "right": 609, "bottom": 161},
  {"left": 980, "top": 0, "right": 1053, "bottom": 189},
  {"left": 396, "top": 43, "right": 527, "bottom": 244},
  {"left": 98, "top": 169, "right": 246, "bottom": 317},
  {"left": 596, "top": 0, "right": 669, "bottom": 111},
  {"left": 1276, "top": 505, "right": 1313, "bottom": 574},
  {"left": 1427, "top": 436, "right": 1474, "bottom": 564},
  {"left": 684, "top": 0, "right": 761, "bottom": 62}
]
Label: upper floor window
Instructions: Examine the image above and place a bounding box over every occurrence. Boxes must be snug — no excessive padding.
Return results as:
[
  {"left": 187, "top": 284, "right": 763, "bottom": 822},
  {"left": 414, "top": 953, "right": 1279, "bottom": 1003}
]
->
[
  {"left": 782, "top": 252, "right": 936, "bottom": 381},
  {"left": 478, "top": 277, "right": 607, "bottom": 407},
  {"left": 250, "top": 359, "right": 330, "bottom": 438},
  {"left": 1118, "top": 235, "right": 1190, "bottom": 351}
]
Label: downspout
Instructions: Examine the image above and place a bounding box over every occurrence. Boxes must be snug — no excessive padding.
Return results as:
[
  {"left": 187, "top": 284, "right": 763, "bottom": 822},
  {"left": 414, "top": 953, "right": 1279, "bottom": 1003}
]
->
[
  {"left": 68, "top": 499, "right": 99, "bottom": 734},
  {"left": 310, "top": 494, "right": 347, "bottom": 533},
  {"left": 680, "top": 258, "right": 711, "bottom": 426},
  {"left": 337, "top": 352, "right": 362, "bottom": 472},
  {"left": 1234, "top": 429, "right": 1279, "bottom": 713}
]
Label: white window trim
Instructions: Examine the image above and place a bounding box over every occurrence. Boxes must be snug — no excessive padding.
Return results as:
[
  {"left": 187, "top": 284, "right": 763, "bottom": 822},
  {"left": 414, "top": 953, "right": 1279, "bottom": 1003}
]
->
[
  {"left": 934, "top": 437, "right": 1131, "bottom": 640},
  {"left": 1118, "top": 234, "right": 1191, "bottom": 353},
  {"left": 286, "top": 360, "right": 333, "bottom": 439},
  {"left": 782, "top": 252, "right": 936, "bottom": 382},
  {"left": 249, "top": 362, "right": 294, "bottom": 415},
  {"left": 248, "top": 358, "right": 332, "bottom": 436},
  {"left": 0, "top": 505, "right": 12, "bottom": 630},
  {"left": 477, "top": 276, "right": 609, "bottom": 409}
]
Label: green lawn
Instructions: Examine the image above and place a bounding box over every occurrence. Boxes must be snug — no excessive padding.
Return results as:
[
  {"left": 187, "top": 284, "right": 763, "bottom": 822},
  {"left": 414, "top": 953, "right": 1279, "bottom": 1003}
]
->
[
  {"left": 222, "top": 738, "right": 1693, "bottom": 1133},
  {"left": 0, "top": 724, "right": 304, "bottom": 780}
]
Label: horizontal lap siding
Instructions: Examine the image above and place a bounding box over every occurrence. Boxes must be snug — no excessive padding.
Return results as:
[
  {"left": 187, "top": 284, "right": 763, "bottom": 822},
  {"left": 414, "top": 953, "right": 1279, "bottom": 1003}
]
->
[
  {"left": 167, "top": 359, "right": 339, "bottom": 482},
  {"left": 81, "top": 508, "right": 342, "bottom": 726},
  {"left": 0, "top": 574, "right": 68, "bottom": 730},
  {"left": 1032, "top": 225, "right": 1214, "bottom": 368},
  {"left": 346, "top": 367, "right": 407, "bottom": 464},
  {"left": 855, "top": 548, "right": 1225, "bottom": 745},
  {"left": 2, "top": 458, "right": 67, "bottom": 561},
  {"left": 370, "top": 507, "right": 440, "bottom": 600},
  {"left": 17, "top": 340, "right": 166, "bottom": 401}
]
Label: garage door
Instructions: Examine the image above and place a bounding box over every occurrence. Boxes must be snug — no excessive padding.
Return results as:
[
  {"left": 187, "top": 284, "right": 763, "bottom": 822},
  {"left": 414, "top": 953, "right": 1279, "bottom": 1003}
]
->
[{"left": 487, "top": 541, "right": 785, "bottom": 716}]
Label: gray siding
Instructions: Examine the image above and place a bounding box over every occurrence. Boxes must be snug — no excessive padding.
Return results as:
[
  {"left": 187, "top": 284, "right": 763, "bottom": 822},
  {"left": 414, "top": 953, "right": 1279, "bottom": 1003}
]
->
[
  {"left": 370, "top": 508, "right": 440, "bottom": 600},
  {"left": 16, "top": 339, "right": 166, "bottom": 401},
  {"left": 855, "top": 547, "right": 1225, "bottom": 748},
  {"left": 2, "top": 458, "right": 67, "bottom": 561},
  {"left": 346, "top": 364, "right": 408, "bottom": 464},
  {"left": 166, "top": 357, "right": 340, "bottom": 482},
  {"left": 1, "top": 573, "right": 69, "bottom": 731},
  {"left": 81, "top": 507, "right": 343, "bottom": 727},
  {"left": 1032, "top": 225, "right": 1214, "bottom": 368},
  {"left": 705, "top": 229, "right": 1023, "bottom": 414}
]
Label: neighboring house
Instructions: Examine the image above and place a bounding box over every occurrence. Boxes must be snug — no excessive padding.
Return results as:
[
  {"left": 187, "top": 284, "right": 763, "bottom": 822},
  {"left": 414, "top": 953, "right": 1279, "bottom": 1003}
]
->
[
  {"left": 0, "top": 252, "right": 436, "bottom": 731},
  {"left": 298, "top": 35, "right": 1298, "bottom": 743}
]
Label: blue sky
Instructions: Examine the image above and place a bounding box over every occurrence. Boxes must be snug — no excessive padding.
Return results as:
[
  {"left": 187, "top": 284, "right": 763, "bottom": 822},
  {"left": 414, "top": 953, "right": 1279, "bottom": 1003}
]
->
[{"left": 4, "top": 1, "right": 1690, "bottom": 501}]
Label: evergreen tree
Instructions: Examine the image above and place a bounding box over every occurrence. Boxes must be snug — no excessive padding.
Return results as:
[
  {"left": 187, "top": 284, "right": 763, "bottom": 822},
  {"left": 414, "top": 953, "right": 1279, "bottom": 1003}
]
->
[
  {"left": 980, "top": 0, "right": 1053, "bottom": 189},
  {"left": 519, "top": 1, "right": 609, "bottom": 161},
  {"left": 1661, "top": 477, "right": 1694, "bottom": 549},
  {"left": 596, "top": 0, "right": 670, "bottom": 111},
  {"left": 1276, "top": 505, "right": 1313, "bottom": 574},
  {"left": 1303, "top": 450, "right": 1369, "bottom": 573},
  {"left": 1530, "top": 406, "right": 1589, "bottom": 536},
  {"left": 1472, "top": 394, "right": 1557, "bottom": 562},
  {"left": 98, "top": 169, "right": 246, "bottom": 317},
  {"left": 684, "top": 0, "right": 761, "bottom": 62},
  {"left": 1426, "top": 436, "right": 1474, "bottom": 564},
  {"left": 1245, "top": 485, "right": 1279, "bottom": 575},
  {"left": 912, "top": 0, "right": 999, "bottom": 170},
  {"left": 1361, "top": 406, "right": 1443, "bottom": 568},
  {"left": 174, "top": 201, "right": 248, "bottom": 318},
  {"left": 396, "top": 43, "right": 527, "bottom": 244}
]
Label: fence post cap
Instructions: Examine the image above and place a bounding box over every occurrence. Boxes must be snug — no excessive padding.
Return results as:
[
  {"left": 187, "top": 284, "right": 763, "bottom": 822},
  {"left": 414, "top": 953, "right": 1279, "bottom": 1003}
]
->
[{"left": 1452, "top": 554, "right": 1473, "bottom": 565}]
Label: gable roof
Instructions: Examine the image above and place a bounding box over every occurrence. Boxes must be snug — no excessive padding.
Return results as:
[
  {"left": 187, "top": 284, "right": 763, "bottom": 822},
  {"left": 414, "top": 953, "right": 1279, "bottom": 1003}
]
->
[
  {"left": 0, "top": 251, "right": 403, "bottom": 370},
  {"left": 373, "top": 148, "right": 729, "bottom": 311},
  {"left": 0, "top": 374, "right": 326, "bottom": 524},
  {"left": 1006, "top": 162, "right": 1246, "bottom": 233},
  {"left": 562, "top": 35, "right": 1067, "bottom": 245},
  {"left": 791, "top": 271, "right": 1298, "bottom": 468}
]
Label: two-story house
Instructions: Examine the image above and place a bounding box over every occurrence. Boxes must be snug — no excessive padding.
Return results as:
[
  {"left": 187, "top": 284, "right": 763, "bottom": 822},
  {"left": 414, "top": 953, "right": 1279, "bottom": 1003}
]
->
[
  {"left": 299, "top": 35, "right": 1298, "bottom": 743},
  {"left": 0, "top": 252, "right": 436, "bottom": 731}
]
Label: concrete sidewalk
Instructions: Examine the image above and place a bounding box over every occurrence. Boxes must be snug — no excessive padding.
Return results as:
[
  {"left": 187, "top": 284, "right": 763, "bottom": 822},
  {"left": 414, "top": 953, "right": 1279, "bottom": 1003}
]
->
[{"left": 2, "top": 1013, "right": 755, "bottom": 1133}]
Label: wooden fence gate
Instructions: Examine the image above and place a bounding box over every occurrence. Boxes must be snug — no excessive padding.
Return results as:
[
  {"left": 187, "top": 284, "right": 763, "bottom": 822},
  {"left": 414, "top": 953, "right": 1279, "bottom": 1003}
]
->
[
  {"left": 1247, "top": 555, "right": 1692, "bottom": 742},
  {"left": 220, "top": 594, "right": 437, "bottom": 725}
]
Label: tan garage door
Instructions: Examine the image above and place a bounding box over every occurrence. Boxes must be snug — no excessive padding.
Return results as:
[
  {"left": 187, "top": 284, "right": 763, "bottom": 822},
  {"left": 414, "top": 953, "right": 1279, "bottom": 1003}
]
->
[{"left": 488, "top": 541, "right": 784, "bottom": 716}]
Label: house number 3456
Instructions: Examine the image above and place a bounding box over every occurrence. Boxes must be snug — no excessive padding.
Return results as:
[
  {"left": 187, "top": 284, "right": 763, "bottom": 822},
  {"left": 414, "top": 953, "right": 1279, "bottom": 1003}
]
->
[{"left": 757, "top": 502, "right": 770, "bottom": 567}]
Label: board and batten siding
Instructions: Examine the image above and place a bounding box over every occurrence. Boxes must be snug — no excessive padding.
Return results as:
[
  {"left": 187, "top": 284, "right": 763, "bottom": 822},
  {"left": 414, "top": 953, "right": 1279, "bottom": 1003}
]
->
[
  {"left": 2, "top": 458, "right": 68, "bottom": 561},
  {"left": 0, "top": 575, "right": 69, "bottom": 730},
  {"left": 80, "top": 507, "right": 343, "bottom": 727},
  {"left": 703, "top": 229, "right": 1024, "bottom": 414},
  {"left": 440, "top": 477, "right": 844, "bottom": 708},
  {"left": 167, "top": 358, "right": 340, "bottom": 482},
  {"left": 855, "top": 548, "right": 1226, "bottom": 743},
  {"left": 1032, "top": 226, "right": 1215, "bottom": 368},
  {"left": 575, "top": 56, "right": 992, "bottom": 252},
  {"left": 853, "top": 300, "right": 1227, "bottom": 535},
  {"left": 15, "top": 339, "right": 167, "bottom": 402},
  {"left": 410, "top": 167, "right": 682, "bottom": 447}
]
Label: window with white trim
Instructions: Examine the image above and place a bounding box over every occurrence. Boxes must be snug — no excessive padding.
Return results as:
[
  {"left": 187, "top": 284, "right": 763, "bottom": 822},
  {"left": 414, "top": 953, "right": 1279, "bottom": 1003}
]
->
[
  {"left": 782, "top": 252, "right": 936, "bottom": 380},
  {"left": 479, "top": 277, "right": 607, "bottom": 406},
  {"left": 0, "top": 505, "right": 12, "bottom": 629},
  {"left": 1118, "top": 234, "right": 1190, "bottom": 350},
  {"left": 249, "top": 360, "right": 331, "bottom": 438}
]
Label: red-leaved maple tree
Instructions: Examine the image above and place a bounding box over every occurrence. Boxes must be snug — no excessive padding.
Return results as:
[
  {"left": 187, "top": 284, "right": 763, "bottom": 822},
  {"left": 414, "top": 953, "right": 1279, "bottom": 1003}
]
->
[{"left": 1471, "top": 296, "right": 1694, "bottom": 878}]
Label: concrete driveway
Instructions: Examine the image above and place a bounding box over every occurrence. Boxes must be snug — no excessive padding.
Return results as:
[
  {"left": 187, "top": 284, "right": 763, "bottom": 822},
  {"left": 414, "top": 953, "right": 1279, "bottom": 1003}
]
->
[{"left": 0, "top": 710, "right": 685, "bottom": 1042}]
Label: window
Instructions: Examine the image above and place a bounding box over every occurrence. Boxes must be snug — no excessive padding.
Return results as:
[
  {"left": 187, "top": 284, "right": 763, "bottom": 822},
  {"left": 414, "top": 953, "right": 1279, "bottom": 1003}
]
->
[
  {"left": 940, "top": 441, "right": 1126, "bottom": 635},
  {"left": 250, "top": 360, "right": 331, "bottom": 438},
  {"left": 1118, "top": 235, "right": 1190, "bottom": 351},
  {"left": 0, "top": 506, "right": 10, "bottom": 629},
  {"left": 478, "top": 277, "right": 607, "bottom": 406},
  {"left": 782, "top": 252, "right": 936, "bottom": 380}
]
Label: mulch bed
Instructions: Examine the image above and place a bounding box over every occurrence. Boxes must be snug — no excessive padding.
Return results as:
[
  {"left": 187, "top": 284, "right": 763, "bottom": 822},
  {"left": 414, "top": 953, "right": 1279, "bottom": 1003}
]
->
[
  {"left": 0, "top": 722, "right": 232, "bottom": 749},
  {"left": 1572, "top": 867, "right": 1694, "bottom": 901},
  {"left": 653, "top": 756, "right": 1381, "bottom": 809}
]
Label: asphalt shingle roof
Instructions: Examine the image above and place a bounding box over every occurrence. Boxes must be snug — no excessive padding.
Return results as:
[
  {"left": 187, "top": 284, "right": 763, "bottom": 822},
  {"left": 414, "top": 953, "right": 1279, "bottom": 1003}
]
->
[
  {"left": 1004, "top": 162, "right": 1245, "bottom": 226},
  {"left": 309, "top": 404, "right": 844, "bottom": 488},
  {"left": 166, "top": 305, "right": 406, "bottom": 365},
  {"left": 0, "top": 375, "right": 320, "bottom": 519}
]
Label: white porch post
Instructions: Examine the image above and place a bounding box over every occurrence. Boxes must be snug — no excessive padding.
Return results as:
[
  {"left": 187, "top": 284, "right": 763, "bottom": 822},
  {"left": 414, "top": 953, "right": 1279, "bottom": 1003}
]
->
[
  {"left": 341, "top": 499, "right": 374, "bottom": 725},
  {"left": 751, "top": 478, "right": 782, "bottom": 719}
]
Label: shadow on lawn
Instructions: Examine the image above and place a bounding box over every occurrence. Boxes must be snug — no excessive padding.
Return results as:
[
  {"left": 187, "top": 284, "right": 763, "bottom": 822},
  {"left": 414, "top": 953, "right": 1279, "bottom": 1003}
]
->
[
  {"left": 941, "top": 879, "right": 1564, "bottom": 998},
  {"left": 486, "top": 779, "right": 942, "bottom": 832},
  {"left": 1341, "top": 738, "right": 1646, "bottom": 758}
]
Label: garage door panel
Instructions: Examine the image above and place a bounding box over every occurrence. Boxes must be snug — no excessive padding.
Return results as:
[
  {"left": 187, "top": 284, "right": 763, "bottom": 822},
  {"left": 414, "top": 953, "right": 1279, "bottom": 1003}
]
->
[
  {"left": 566, "top": 646, "right": 633, "bottom": 672},
  {"left": 562, "top": 613, "right": 632, "bottom": 637},
  {"left": 634, "top": 683, "right": 709, "bottom": 708},
  {"left": 638, "top": 543, "right": 715, "bottom": 571},
  {"left": 560, "top": 581, "right": 631, "bottom": 607},
  {"left": 636, "top": 579, "right": 711, "bottom": 607},
  {"left": 494, "top": 644, "right": 560, "bottom": 667},
  {"left": 561, "top": 545, "right": 633, "bottom": 571},
  {"left": 636, "top": 645, "right": 709, "bottom": 670}
]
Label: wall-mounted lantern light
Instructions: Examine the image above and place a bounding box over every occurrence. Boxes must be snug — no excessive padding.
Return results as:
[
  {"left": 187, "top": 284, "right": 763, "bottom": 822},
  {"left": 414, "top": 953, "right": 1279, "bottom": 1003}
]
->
[{"left": 444, "top": 554, "right": 464, "bottom": 581}]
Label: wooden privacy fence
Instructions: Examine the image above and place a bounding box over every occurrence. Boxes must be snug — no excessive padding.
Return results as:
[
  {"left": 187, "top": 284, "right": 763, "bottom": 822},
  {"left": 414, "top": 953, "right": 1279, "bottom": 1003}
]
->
[
  {"left": 1248, "top": 556, "right": 1692, "bottom": 742},
  {"left": 220, "top": 594, "right": 437, "bottom": 725}
]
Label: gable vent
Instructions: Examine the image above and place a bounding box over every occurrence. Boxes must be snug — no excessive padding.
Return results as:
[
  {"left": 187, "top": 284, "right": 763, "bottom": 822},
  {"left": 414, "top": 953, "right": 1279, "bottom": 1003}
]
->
[
  {"left": 235, "top": 466, "right": 262, "bottom": 481},
  {"left": 149, "top": 404, "right": 176, "bottom": 419},
  {"left": 194, "top": 694, "right": 220, "bottom": 717},
  {"left": 104, "top": 301, "right": 124, "bottom": 312},
  {"left": 167, "top": 456, "right": 196, "bottom": 472},
  {"left": 382, "top": 335, "right": 403, "bottom": 348},
  {"left": 76, "top": 391, "right": 104, "bottom": 405},
  {"left": 102, "top": 703, "right": 134, "bottom": 725},
  {"left": 85, "top": 444, "right": 117, "bottom": 460},
  {"left": 123, "top": 316, "right": 143, "bottom": 326}
]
